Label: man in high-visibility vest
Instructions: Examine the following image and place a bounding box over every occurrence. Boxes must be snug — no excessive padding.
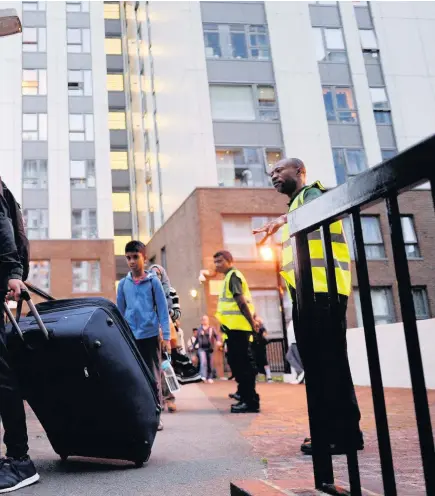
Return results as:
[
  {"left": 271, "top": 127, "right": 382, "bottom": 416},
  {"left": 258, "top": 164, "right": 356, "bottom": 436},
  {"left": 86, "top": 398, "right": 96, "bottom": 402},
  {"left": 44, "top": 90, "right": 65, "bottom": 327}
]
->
[
  {"left": 254, "top": 158, "right": 363, "bottom": 455},
  {"left": 214, "top": 250, "right": 260, "bottom": 414}
]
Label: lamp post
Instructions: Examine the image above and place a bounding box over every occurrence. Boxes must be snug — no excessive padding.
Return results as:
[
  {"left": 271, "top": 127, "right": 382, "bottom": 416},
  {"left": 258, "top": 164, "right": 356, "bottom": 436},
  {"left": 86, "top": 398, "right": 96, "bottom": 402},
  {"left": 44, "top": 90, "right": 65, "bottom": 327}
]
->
[
  {"left": 258, "top": 242, "right": 291, "bottom": 375},
  {"left": 0, "top": 9, "right": 22, "bottom": 38}
]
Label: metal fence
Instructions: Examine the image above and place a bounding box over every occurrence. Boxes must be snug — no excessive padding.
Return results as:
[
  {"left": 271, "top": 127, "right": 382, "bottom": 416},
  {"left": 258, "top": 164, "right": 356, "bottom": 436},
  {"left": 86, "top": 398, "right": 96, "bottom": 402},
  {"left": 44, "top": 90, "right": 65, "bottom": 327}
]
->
[{"left": 287, "top": 135, "right": 435, "bottom": 495}]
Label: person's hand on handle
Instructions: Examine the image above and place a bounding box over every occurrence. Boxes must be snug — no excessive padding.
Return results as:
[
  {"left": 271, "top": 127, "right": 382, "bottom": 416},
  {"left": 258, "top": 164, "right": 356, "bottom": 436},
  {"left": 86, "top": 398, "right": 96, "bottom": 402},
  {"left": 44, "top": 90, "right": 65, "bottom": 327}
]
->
[
  {"left": 7, "top": 279, "right": 26, "bottom": 302},
  {"left": 252, "top": 214, "right": 287, "bottom": 245},
  {"left": 162, "top": 340, "right": 171, "bottom": 353}
]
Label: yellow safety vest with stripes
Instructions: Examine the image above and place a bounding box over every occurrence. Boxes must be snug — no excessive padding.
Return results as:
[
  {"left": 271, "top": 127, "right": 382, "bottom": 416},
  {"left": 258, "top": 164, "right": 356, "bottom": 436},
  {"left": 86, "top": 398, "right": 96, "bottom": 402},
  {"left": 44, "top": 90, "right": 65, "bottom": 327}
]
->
[
  {"left": 215, "top": 269, "right": 255, "bottom": 332},
  {"left": 280, "top": 181, "right": 351, "bottom": 297}
]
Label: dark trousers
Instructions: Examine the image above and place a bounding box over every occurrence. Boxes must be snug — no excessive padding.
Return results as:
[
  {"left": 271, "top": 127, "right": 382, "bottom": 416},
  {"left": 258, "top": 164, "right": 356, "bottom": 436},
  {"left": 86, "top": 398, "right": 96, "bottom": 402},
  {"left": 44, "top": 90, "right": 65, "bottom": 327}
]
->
[
  {"left": 226, "top": 330, "right": 259, "bottom": 408},
  {"left": 292, "top": 292, "right": 361, "bottom": 445},
  {"left": 136, "top": 335, "right": 162, "bottom": 407},
  {"left": 0, "top": 304, "right": 29, "bottom": 458}
]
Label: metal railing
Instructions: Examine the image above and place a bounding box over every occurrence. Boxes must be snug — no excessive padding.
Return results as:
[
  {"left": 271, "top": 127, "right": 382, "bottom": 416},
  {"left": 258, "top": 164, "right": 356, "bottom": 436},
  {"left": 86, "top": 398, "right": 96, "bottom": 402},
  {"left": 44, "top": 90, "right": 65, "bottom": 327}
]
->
[
  {"left": 287, "top": 134, "right": 435, "bottom": 495},
  {"left": 266, "top": 338, "right": 286, "bottom": 373}
]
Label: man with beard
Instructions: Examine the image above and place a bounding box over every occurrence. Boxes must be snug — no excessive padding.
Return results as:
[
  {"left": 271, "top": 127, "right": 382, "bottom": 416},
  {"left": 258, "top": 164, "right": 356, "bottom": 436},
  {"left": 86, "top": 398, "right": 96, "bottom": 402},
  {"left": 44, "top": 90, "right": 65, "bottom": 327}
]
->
[{"left": 253, "top": 158, "right": 363, "bottom": 455}]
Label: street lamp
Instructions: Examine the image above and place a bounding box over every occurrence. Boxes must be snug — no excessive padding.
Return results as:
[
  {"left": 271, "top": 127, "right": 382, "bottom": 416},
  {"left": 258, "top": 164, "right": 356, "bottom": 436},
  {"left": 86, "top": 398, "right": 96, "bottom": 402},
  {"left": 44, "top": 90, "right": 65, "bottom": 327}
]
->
[
  {"left": 257, "top": 240, "right": 291, "bottom": 375},
  {"left": 0, "top": 9, "right": 22, "bottom": 38}
]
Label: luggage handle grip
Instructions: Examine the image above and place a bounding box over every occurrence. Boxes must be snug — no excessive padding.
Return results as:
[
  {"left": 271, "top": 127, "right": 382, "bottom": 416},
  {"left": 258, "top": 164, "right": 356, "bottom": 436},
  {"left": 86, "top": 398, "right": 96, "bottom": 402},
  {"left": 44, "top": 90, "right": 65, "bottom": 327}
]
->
[{"left": 20, "top": 290, "right": 49, "bottom": 340}]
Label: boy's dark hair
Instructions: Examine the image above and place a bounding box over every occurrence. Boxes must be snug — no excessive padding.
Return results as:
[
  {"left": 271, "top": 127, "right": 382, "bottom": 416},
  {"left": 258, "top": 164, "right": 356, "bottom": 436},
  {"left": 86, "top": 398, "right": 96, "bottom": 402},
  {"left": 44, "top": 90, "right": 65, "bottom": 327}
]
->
[
  {"left": 192, "top": 327, "right": 198, "bottom": 332},
  {"left": 125, "top": 240, "right": 146, "bottom": 257},
  {"left": 213, "top": 250, "right": 233, "bottom": 263}
]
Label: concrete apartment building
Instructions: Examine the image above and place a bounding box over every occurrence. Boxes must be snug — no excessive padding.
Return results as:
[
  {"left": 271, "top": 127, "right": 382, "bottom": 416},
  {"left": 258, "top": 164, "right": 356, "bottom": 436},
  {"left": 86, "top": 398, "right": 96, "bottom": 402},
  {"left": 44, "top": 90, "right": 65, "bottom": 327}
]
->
[{"left": 0, "top": 1, "right": 434, "bottom": 335}]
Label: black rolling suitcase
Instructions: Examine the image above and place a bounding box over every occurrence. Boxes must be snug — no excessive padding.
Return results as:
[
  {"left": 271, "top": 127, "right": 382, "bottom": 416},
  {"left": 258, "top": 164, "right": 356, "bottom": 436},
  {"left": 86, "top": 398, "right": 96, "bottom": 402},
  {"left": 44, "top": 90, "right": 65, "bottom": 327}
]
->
[{"left": 4, "top": 285, "right": 161, "bottom": 467}]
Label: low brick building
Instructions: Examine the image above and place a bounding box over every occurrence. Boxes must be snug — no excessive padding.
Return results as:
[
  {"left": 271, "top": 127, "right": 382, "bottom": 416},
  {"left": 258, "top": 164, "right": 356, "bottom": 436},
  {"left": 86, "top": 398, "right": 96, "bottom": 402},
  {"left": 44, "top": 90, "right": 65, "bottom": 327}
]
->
[{"left": 145, "top": 187, "right": 435, "bottom": 349}]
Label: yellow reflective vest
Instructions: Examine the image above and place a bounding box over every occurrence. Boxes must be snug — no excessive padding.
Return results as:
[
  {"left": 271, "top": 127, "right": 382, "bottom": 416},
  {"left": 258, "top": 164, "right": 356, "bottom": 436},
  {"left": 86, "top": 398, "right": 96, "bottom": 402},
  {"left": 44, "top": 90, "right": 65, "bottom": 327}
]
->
[
  {"left": 215, "top": 269, "right": 255, "bottom": 332},
  {"left": 280, "top": 181, "right": 351, "bottom": 297}
]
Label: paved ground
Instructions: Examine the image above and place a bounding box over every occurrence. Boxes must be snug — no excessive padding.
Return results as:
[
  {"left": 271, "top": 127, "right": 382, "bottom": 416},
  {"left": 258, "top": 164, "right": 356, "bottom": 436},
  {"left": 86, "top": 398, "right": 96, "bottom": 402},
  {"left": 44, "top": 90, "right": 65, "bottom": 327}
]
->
[
  {"left": 200, "top": 381, "right": 435, "bottom": 496},
  {"left": 1, "top": 385, "right": 263, "bottom": 496}
]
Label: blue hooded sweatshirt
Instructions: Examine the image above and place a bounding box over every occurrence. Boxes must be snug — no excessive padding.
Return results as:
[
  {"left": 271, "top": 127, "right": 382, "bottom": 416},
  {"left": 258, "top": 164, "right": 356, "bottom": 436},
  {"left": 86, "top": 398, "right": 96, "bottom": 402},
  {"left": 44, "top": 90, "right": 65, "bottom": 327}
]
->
[{"left": 117, "top": 271, "right": 170, "bottom": 341}]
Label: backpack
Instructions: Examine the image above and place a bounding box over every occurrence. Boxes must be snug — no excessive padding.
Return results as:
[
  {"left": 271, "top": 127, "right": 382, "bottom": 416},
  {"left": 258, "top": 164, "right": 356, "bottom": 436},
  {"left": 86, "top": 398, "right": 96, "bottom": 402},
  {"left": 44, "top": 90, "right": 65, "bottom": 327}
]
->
[{"left": 0, "top": 179, "right": 30, "bottom": 281}]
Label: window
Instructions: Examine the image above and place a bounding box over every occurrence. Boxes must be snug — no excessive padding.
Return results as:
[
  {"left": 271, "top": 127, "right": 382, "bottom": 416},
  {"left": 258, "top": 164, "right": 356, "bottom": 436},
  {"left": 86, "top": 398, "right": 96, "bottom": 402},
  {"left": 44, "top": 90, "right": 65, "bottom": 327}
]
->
[
  {"left": 257, "top": 86, "right": 279, "bottom": 121},
  {"left": 23, "top": 160, "right": 48, "bottom": 189},
  {"left": 72, "top": 209, "right": 97, "bottom": 239},
  {"left": 266, "top": 150, "right": 283, "bottom": 168},
  {"left": 72, "top": 261, "right": 101, "bottom": 293},
  {"left": 66, "top": 1, "right": 89, "bottom": 12},
  {"left": 68, "top": 70, "right": 92, "bottom": 96},
  {"left": 22, "top": 114, "right": 47, "bottom": 141},
  {"left": 353, "top": 287, "right": 395, "bottom": 327},
  {"left": 370, "top": 87, "right": 392, "bottom": 124},
  {"left": 381, "top": 149, "right": 397, "bottom": 161},
  {"left": 203, "top": 23, "right": 270, "bottom": 60},
  {"left": 359, "top": 29, "right": 378, "bottom": 51},
  {"left": 251, "top": 290, "right": 283, "bottom": 338},
  {"left": 104, "top": 3, "right": 120, "bottom": 19},
  {"left": 112, "top": 192, "right": 131, "bottom": 212},
  {"left": 114, "top": 235, "right": 131, "bottom": 256},
  {"left": 28, "top": 261, "right": 50, "bottom": 291},
  {"left": 67, "top": 28, "right": 91, "bottom": 53},
  {"left": 70, "top": 160, "right": 96, "bottom": 189},
  {"left": 313, "top": 27, "right": 346, "bottom": 63},
  {"left": 110, "top": 151, "right": 128, "bottom": 170},
  {"left": 216, "top": 148, "right": 270, "bottom": 188},
  {"left": 343, "top": 216, "right": 385, "bottom": 260},
  {"left": 333, "top": 148, "right": 367, "bottom": 184},
  {"left": 69, "top": 114, "right": 94, "bottom": 141},
  {"left": 23, "top": 209, "right": 48, "bottom": 240},
  {"left": 412, "top": 287, "right": 431, "bottom": 320},
  {"left": 23, "top": 1, "right": 46, "bottom": 11},
  {"left": 22, "top": 70, "right": 47, "bottom": 95},
  {"left": 105, "top": 38, "right": 122, "bottom": 55},
  {"left": 22, "top": 27, "right": 46, "bottom": 52},
  {"left": 108, "top": 111, "right": 126, "bottom": 130},
  {"left": 223, "top": 217, "right": 257, "bottom": 260},
  {"left": 323, "top": 86, "right": 357, "bottom": 123},
  {"left": 401, "top": 216, "right": 420, "bottom": 258},
  {"left": 161, "top": 247, "right": 167, "bottom": 270},
  {"left": 248, "top": 25, "right": 270, "bottom": 60},
  {"left": 107, "top": 74, "right": 124, "bottom": 91},
  {"left": 210, "top": 86, "right": 255, "bottom": 121}
]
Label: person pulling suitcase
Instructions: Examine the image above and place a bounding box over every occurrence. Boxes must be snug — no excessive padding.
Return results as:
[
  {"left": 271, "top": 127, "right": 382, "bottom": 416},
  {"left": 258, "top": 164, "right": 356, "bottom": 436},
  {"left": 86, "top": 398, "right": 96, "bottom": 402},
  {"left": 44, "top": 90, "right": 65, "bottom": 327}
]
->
[{"left": 0, "top": 179, "right": 39, "bottom": 493}]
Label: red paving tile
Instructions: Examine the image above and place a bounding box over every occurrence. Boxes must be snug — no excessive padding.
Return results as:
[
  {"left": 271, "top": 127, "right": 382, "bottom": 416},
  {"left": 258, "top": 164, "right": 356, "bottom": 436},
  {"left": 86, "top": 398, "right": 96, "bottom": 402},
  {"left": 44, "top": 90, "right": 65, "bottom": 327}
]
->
[{"left": 201, "top": 381, "right": 435, "bottom": 495}]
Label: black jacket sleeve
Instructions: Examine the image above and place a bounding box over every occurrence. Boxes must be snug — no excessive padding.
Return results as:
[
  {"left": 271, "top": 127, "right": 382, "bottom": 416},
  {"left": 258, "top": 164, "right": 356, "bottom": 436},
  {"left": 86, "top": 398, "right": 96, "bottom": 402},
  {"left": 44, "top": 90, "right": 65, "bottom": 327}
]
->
[{"left": 0, "top": 194, "right": 23, "bottom": 290}]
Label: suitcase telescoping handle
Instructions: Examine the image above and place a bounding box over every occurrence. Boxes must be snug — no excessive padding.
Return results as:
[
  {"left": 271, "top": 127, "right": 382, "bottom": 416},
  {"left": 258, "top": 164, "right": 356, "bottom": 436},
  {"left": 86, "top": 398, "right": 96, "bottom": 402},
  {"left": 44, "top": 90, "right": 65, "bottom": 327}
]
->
[{"left": 3, "top": 289, "right": 49, "bottom": 341}]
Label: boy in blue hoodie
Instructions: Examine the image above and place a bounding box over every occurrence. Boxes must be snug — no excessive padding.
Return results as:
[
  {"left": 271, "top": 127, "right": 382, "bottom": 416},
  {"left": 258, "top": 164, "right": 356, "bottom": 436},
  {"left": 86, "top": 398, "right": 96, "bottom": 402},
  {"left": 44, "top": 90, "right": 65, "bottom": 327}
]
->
[{"left": 117, "top": 240, "right": 170, "bottom": 430}]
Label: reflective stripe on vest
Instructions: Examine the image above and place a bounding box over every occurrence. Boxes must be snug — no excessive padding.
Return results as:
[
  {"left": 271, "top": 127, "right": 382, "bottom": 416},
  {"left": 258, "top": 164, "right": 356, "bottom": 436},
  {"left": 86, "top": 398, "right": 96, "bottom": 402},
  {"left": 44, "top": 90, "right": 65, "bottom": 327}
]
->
[
  {"left": 280, "top": 181, "right": 351, "bottom": 297},
  {"left": 215, "top": 269, "right": 255, "bottom": 331}
]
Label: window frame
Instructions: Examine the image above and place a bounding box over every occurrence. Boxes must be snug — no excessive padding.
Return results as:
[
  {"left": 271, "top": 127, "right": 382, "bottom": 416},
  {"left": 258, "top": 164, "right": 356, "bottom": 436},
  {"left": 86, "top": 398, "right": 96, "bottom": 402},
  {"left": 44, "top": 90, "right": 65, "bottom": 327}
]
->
[
  {"left": 323, "top": 85, "right": 358, "bottom": 124},
  {"left": 71, "top": 208, "right": 98, "bottom": 240},
  {"left": 72, "top": 260, "right": 101, "bottom": 293},
  {"left": 105, "top": 37, "right": 122, "bottom": 55},
  {"left": 68, "top": 70, "right": 93, "bottom": 96},
  {"left": 343, "top": 215, "right": 386, "bottom": 260},
  {"left": 110, "top": 151, "right": 128, "bottom": 170},
  {"left": 332, "top": 148, "right": 367, "bottom": 185},
  {"left": 359, "top": 29, "right": 379, "bottom": 52},
  {"left": 381, "top": 149, "right": 397, "bottom": 161},
  {"left": 69, "top": 114, "right": 94, "bottom": 142},
  {"left": 104, "top": 2, "right": 120, "bottom": 19},
  {"left": 70, "top": 160, "right": 96, "bottom": 189},
  {"left": 23, "top": 159, "right": 48, "bottom": 189},
  {"left": 28, "top": 261, "right": 50, "bottom": 292},
  {"left": 22, "top": 27, "right": 47, "bottom": 52},
  {"left": 411, "top": 287, "right": 431, "bottom": 320},
  {"left": 22, "top": 1, "right": 46, "bottom": 11},
  {"left": 108, "top": 111, "right": 127, "bottom": 130},
  {"left": 22, "top": 113, "right": 47, "bottom": 141},
  {"left": 23, "top": 208, "right": 49, "bottom": 240},
  {"left": 107, "top": 73, "right": 124, "bottom": 91},
  {"left": 313, "top": 27, "right": 347, "bottom": 63},
  {"left": 66, "top": 1, "right": 90, "bottom": 12},
  {"left": 400, "top": 215, "right": 421, "bottom": 259},
  {"left": 370, "top": 86, "right": 392, "bottom": 125},
  {"left": 22, "top": 69, "right": 47, "bottom": 96},
  {"left": 67, "top": 28, "right": 91, "bottom": 53},
  {"left": 353, "top": 286, "right": 396, "bottom": 327}
]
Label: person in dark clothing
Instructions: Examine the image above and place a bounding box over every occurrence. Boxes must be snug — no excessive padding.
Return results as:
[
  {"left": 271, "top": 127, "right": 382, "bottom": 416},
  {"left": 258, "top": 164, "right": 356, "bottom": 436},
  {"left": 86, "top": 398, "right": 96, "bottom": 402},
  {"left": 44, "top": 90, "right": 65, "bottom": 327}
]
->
[
  {"left": 252, "top": 315, "right": 272, "bottom": 383},
  {"left": 0, "top": 183, "right": 40, "bottom": 492}
]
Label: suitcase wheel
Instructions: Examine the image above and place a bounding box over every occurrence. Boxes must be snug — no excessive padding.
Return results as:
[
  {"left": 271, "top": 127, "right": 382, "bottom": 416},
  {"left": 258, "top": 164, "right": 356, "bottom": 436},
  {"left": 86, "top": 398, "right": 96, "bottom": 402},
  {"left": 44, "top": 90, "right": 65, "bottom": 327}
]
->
[
  {"left": 134, "top": 460, "right": 144, "bottom": 468},
  {"left": 60, "top": 454, "right": 68, "bottom": 462}
]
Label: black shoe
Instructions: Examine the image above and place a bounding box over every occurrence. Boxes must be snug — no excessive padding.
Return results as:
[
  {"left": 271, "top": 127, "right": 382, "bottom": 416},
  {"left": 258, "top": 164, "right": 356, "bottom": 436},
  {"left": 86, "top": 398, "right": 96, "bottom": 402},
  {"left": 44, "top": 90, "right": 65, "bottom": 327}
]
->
[
  {"left": 229, "top": 393, "right": 241, "bottom": 401},
  {"left": 0, "top": 456, "right": 39, "bottom": 493},
  {"left": 230, "top": 402, "right": 260, "bottom": 414},
  {"left": 301, "top": 438, "right": 364, "bottom": 455}
]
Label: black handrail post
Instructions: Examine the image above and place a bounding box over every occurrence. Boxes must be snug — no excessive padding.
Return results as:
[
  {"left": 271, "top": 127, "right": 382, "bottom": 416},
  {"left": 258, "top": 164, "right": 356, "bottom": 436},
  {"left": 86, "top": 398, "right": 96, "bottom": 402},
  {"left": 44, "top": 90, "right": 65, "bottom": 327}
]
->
[
  {"left": 291, "top": 231, "right": 334, "bottom": 489},
  {"left": 386, "top": 194, "right": 435, "bottom": 495},
  {"left": 351, "top": 210, "right": 397, "bottom": 495}
]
